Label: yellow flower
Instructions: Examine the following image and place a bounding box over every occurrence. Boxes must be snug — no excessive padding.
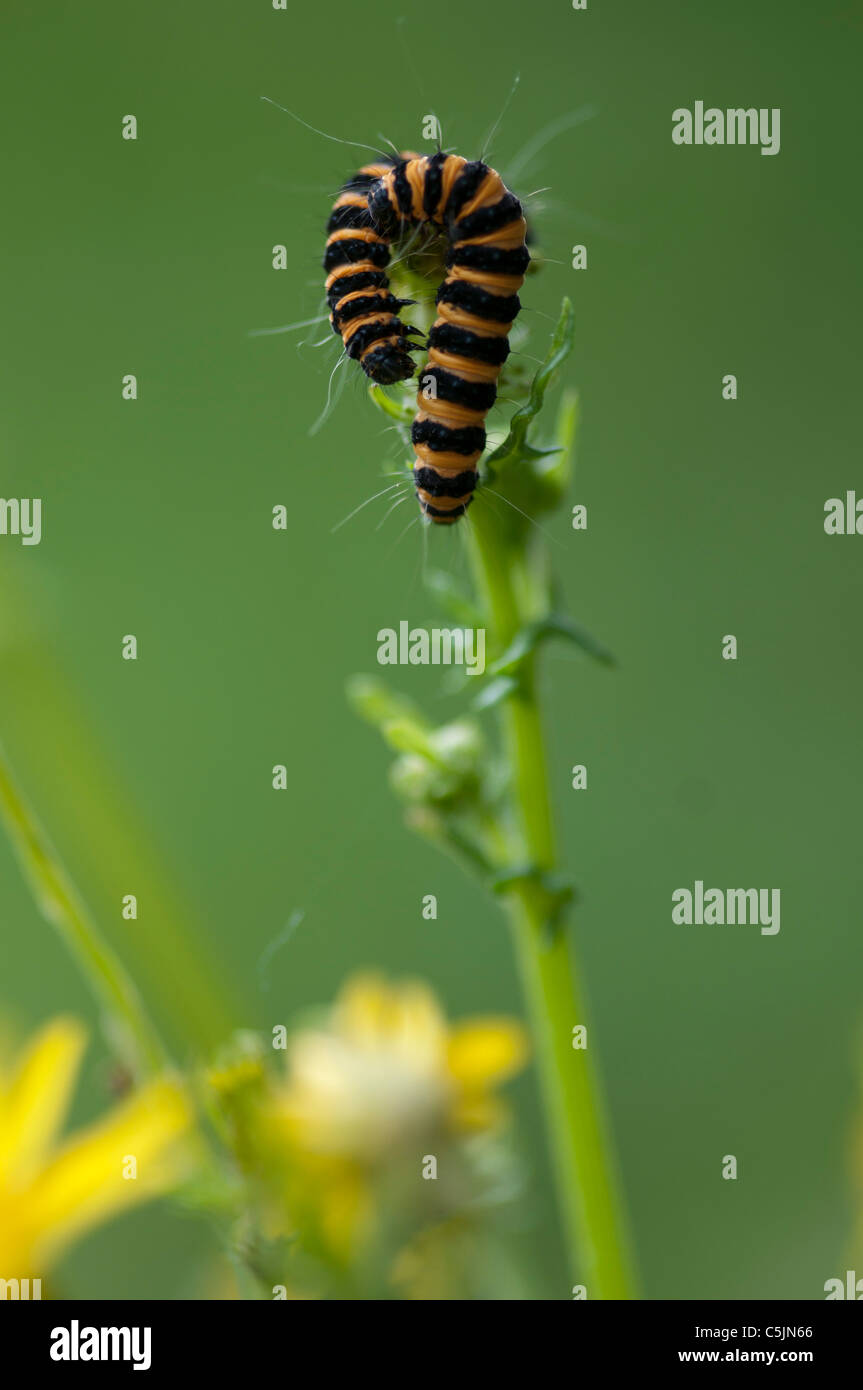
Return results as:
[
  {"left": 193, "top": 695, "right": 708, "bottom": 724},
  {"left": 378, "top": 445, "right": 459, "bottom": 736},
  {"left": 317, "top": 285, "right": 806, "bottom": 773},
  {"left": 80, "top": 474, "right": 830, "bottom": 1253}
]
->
[
  {"left": 0, "top": 1017, "right": 193, "bottom": 1280},
  {"left": 270, "top": 974, "right": 527, "bottom": 1267},
  {"left": 279, "top": 973, "right": 528, "bottom": 1162},
  {"left": 208, "top": 974, "right": 528, "bottom": 1284}
]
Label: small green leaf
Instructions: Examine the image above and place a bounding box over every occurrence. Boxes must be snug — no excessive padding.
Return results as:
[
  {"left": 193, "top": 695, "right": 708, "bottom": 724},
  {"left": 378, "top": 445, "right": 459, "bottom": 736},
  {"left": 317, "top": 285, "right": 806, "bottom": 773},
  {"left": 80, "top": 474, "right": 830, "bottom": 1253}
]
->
[
  {"left": 348, "top": 675, "right": 450, "bottom": 763},
  {"left": 379, "top": 718, "right": 445, "bottom": 764},
  {"left": 472, "top": 675, "right": 521, "bottom": 712},
  {"left": 490, "top": 613, "right": 615, "bottom": 677},
  {"left": 347, "top": 674, "right": 425, "bottom": 730},
  {"left": 485, "top": 297, "right": 575, "bottom": 472},
  {"left": 368, "top": 384, "right": 414, "bottom": 423}
]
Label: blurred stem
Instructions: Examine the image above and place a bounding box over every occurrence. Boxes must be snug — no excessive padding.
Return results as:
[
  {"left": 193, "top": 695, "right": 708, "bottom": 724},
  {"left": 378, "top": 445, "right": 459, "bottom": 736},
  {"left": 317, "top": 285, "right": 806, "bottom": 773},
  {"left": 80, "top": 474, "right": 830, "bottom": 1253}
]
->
[
  {"left": 469, "top": 500, "right": 635, "bottom": 1300},
  {"left": 0, "top": 743, "right": 166, "bottom": 1079}
]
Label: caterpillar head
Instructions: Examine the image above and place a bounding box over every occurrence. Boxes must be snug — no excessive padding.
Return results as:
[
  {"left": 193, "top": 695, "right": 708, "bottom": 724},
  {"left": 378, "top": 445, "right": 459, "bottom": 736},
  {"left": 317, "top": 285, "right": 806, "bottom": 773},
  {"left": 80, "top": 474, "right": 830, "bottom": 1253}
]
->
[{"left": 361, "top": 340, "right": 417, "bottom": 386}]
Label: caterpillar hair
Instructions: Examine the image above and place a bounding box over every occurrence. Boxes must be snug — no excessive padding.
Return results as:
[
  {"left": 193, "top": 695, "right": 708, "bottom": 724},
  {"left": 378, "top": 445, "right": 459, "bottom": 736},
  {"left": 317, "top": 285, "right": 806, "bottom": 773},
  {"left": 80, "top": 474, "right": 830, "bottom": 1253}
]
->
[{"left": 324, "top": 153, "right": 530, "bottom": 525}]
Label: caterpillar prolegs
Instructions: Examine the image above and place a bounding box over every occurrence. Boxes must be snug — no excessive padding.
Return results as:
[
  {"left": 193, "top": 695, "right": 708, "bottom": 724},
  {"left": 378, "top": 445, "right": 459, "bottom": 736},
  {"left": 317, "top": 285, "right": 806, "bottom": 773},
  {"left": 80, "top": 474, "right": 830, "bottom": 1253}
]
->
[{"left": 324, "top": 153, "right": 530, "bottom": 524}]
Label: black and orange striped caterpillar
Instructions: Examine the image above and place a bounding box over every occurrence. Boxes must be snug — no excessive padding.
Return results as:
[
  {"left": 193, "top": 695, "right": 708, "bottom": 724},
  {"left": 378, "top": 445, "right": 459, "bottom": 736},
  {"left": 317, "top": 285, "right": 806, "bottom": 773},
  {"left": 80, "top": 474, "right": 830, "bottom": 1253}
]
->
[{"left": 324, "top": 152, "right": 530, "bottom": 524}]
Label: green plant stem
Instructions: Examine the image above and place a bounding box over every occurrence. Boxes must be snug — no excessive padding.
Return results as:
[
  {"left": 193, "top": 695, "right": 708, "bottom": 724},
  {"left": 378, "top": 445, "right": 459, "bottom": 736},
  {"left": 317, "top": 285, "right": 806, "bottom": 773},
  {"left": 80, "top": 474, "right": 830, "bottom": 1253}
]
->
[
  {"left": 0, "top": 743, "right": 166, "bottom": 1079},
  {"left": 470, "top": 504, "right": 635, "bottom": 1300}
]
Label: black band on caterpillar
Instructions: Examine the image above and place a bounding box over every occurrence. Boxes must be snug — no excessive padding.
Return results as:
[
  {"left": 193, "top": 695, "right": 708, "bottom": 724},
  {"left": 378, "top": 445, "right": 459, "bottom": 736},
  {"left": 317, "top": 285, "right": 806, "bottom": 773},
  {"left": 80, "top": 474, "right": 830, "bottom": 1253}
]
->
[
  {"left": 393, "top": 163, "right": 415, "bottom": 217},
  {"left": 345, "top": 319, "right": 412, "bottom": 361},
  {"left": 411, "top": 418, "right": 487, "bottom": 456},
  {"left": 427, "top": 323, "right": 511, "bottom": 366},
  {"left": 436, "top": 279, "right": 521, "bottom": 323},
  {"left": 331, "top": 291, "right": 405, "bottom": 331},
  {"left": 422, "top": 151, "right": 448, "bottom": 219},
  {"left": 325, "top": 269, "right": 388, "bottom": 308},
  {"left": 446, "top": 242, "right": 531, "bottom": 275},
  {"left": 326, "top": 205, "right": 375, "bottom": 233},
  {"left": 323, "top": 237, "right": 390, "bottom": 271},
  {"left": 414, "top": 466, "right": 478, "bottom": 499},
  {"left": 449, "top": 192, "right": 523, "bottom": 241},
  {"left": 446, "top": 162, "right": 489, "bottom": 218},
  {"left": 420, "top": 498, "right": 472, "bottom": 521},
  {"left": 419, "top": 367, "right": 497, "bottom": 412},
  {"left": 324, "top": 152, "right": 529, "bottom": 522}
]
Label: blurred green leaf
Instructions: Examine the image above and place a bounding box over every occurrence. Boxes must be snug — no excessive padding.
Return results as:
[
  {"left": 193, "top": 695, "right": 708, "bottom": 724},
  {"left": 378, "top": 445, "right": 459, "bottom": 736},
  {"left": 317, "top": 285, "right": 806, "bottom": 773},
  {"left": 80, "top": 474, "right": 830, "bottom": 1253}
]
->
[
  {"left": 347, "top": 674, "right": 428, "bottom": 733},
  {"left": 472, "top": 675, "right": 521, "bottom": 712},
  {"left": 490, "top": 613, "right": 615, "bottom": 676}
]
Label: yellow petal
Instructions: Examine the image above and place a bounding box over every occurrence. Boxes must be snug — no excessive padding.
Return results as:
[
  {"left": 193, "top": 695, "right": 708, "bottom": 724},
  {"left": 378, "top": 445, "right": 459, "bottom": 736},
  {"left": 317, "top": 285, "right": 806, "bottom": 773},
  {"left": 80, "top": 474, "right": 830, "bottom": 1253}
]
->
[
  {"left": 0, "top": 1017, "right": 86, "bottom": 1188},
  {"left": 24, "top": 1075, "right": 193, "bottom": 1268},
  {"left": 335, "top": 973, "right": 400, "bottom": 1046},
  {"left": 389, "top": 982, "right": 448, "bottom": 1070},
  {"left": 446, "top": 1019, "right": 529, "bottom": 1090},
  {"left": 336, "top": 973, "right": 446, "bottom": 1069}
]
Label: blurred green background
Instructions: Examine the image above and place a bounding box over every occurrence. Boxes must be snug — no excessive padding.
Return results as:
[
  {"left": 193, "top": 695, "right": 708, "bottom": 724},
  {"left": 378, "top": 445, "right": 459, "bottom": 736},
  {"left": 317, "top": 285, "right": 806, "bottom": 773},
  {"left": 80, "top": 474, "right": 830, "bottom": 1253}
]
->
[{"left": 1, "top": 0, "right": 860, "bottom": 1298}]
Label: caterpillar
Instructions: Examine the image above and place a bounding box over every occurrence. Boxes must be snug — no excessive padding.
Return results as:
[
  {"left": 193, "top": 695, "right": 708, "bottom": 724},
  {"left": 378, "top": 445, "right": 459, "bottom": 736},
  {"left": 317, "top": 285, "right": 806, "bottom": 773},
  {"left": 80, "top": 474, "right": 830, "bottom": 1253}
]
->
[{"left": 324, "top": 152, "right": 530, "bottom": 525}]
